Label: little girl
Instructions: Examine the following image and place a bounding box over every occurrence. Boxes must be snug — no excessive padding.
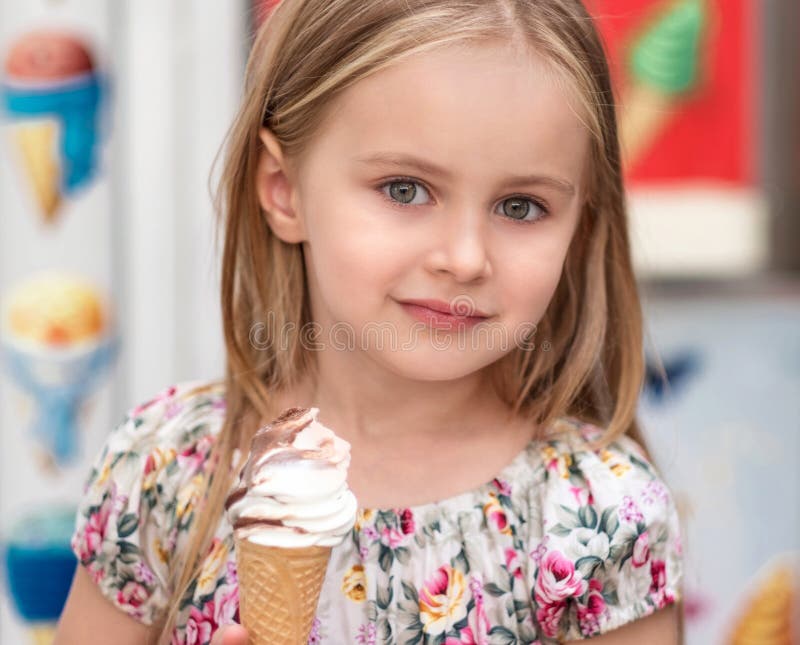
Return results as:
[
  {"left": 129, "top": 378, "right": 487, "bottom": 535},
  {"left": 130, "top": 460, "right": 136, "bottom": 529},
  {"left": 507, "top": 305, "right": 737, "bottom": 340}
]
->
[{"left": 55, "top": 0, "right": 684, "bottom": 643}]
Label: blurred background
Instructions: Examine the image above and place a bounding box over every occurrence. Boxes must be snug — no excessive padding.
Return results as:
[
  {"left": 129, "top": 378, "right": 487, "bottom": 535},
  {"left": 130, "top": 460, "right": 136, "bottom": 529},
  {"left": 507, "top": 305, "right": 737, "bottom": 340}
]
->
[{"left": 0, "top": 0, "right": 797, "bottom": 643}]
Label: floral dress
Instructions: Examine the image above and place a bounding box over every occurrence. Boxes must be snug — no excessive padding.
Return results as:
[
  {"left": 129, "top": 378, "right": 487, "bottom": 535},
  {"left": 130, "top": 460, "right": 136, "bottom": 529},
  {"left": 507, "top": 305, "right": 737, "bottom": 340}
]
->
[{"left": 71, "top": 380, "right": 684, "bottom": 644}]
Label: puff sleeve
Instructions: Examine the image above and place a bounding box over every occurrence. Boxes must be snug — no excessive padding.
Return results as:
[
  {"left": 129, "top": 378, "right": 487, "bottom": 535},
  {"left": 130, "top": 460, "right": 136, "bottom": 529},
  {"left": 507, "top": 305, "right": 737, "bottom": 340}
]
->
[
  {"left": 532, "top": 424, "right": 684, "bottom": 641},
  {"left": 69, "top": 382, "right": 220, "bottom": 625}
]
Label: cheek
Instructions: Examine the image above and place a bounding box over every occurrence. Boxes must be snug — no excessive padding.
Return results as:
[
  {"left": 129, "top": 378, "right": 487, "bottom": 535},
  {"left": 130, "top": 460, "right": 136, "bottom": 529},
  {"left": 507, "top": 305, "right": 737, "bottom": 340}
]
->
[
  {"left": 303, "top": 199, "right": 409, "bottom": 304},
  {"left": 496, "top": 232, "right": 572, "bottom": 318}
]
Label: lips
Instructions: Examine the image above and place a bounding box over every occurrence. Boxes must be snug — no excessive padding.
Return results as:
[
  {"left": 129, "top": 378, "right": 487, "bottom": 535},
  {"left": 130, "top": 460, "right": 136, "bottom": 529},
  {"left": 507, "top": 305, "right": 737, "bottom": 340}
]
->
[
  {"left": 398, "top": 298, "right": 490, "bottom": 318},
  {"left": 396, "top": 298, "right": 491, "bottom": 331}
]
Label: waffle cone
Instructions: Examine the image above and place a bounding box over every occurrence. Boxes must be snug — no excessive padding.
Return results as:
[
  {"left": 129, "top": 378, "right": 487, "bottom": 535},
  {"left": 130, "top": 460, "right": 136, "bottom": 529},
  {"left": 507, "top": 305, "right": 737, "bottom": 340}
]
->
[
  {"left": 14, "top": 122, "right": 61, "bottom": 221},
  {"left": 235, "top": 537, "right": 332, "bottom": 644},
  {"left": 619, "top": 83, "right": 676, "bottom": 167},
  {"left": 729, "top": 565, "right": 796, "bottom": 645}
]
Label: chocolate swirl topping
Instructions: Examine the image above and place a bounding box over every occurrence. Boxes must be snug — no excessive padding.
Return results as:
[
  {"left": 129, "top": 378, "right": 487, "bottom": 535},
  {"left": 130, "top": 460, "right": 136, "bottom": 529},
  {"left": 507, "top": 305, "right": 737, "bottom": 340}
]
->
[
  {"left": 223, "top": 405, "right": 356, "bottom": 547},
  {"left": 225, "top": 407, "right": 314, "bottom": 512}
]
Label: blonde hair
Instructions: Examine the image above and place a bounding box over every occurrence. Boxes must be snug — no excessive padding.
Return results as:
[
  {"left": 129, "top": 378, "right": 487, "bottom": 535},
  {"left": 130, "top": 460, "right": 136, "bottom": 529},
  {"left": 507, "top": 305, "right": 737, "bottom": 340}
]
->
[{"left": 155, "top": 0, "right": 661, "bottom": 640}]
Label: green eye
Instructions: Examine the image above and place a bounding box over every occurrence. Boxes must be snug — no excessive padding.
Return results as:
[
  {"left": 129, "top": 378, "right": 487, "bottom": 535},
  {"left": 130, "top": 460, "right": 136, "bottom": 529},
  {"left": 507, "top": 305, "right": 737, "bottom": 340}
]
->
[
  {"left": 497, "top": 197, "right": 548, "bottom": 224},
  {"left": 383, "top": 179, "right": 430, "bottom": 206}
]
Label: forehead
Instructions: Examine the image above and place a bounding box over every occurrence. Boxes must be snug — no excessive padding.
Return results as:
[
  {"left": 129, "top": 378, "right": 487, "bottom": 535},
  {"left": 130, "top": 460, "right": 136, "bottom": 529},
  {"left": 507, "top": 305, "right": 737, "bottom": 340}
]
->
[{"left": 307, "top": 40, "right": 590, "bottom": 187}]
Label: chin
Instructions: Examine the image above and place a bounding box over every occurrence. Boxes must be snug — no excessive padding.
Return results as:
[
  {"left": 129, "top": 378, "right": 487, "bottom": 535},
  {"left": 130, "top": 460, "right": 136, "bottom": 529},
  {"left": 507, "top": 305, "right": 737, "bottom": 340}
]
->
[{"left": 373, "top": 343, "right": 503, "bottom": 382}]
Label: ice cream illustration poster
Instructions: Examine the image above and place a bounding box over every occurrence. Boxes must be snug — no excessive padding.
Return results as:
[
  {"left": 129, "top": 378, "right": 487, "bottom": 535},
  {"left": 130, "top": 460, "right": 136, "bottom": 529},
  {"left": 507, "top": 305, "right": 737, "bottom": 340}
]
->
[
  {"left": 585, "top": 0, "right": 757, "bottom": 185},
  {"left": 0, "top": 272, "right": 118, "bottom": 473},
  {"left": 1, "top": 30, "right": 104, "bottom": 223}
]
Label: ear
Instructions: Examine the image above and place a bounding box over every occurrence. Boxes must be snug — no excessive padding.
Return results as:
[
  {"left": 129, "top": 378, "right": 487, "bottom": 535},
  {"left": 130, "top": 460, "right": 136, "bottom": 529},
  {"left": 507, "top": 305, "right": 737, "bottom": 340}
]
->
[{"left": 255, "top": 127, "right": 306, "bottom": 243}]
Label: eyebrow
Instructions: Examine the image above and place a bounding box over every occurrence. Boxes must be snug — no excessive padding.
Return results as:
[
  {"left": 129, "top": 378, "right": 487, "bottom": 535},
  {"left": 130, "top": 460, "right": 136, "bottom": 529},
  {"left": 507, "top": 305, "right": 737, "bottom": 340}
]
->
[{"left": 354, "top": 152, "right": 576, "bottom": 197}]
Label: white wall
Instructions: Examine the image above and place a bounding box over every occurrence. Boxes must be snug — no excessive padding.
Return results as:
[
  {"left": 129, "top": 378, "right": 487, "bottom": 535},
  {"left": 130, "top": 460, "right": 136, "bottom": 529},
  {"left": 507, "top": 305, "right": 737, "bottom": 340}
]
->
[{"left": 0, "top": 1, "right": 243, "bottom": 641}]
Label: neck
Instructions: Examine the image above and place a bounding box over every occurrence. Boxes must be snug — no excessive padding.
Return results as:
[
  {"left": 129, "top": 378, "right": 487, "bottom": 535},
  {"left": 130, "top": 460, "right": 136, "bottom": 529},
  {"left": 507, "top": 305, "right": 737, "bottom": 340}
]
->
[{"left": 280, "top": 347, "right": 514, "bottom": 446}]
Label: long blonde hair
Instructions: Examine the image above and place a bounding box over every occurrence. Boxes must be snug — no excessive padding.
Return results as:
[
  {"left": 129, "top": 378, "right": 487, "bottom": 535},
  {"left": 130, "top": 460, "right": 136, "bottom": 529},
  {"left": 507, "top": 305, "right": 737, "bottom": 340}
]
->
[{"left": 156, "top": 0, "right": 658, "bottom": 640}]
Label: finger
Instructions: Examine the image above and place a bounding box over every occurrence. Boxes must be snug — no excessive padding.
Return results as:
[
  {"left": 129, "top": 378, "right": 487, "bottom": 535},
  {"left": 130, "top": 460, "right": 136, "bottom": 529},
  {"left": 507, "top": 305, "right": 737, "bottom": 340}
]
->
[{"left": 220, "top": 623, "right": 249, "bottom": 645}]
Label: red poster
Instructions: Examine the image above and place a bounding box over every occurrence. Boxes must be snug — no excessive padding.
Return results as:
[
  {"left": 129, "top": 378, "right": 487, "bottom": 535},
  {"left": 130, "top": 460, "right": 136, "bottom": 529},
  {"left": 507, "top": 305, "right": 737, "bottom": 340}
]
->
[{"left": 586, "top": 0, "right": 757, "bottom": 186}]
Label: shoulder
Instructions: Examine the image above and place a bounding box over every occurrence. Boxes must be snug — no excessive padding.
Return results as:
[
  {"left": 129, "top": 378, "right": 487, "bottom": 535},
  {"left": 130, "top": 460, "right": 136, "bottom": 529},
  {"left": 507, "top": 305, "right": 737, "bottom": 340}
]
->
[
  {"left": 79, "top": 379, "right": 228, "bottom": 504},
  {"left": 101, "top": 379, "right": 227, "bottom": 457},
  {"left": 538, "top": 417, "right": 673, "bottom": 512},
  {"left": 530, "top": 417, "right": 684, "bottom": 640},
  {"left": 70, "top": 378, "right": 227, "bottom": 625}
]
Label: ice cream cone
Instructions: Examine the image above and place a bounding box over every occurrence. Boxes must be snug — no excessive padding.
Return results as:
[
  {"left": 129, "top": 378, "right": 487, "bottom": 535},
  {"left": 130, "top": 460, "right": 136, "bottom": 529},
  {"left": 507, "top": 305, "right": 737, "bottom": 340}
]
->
[
  {"left": 28, "top": 623, "right": 56, "bottom": 645},
  {"left": 235, "top": 537, "right": 331, "bottom": 644},
  {"left": 226, "top": 407, "right": 358, "bottom": 642},
  {"left": 13, "top": 121, "right": 61, "bottom": 221},
  {"left": 620, "top": 0, "right": 707, "bottom": 167},
  {"left": 728, "top": 563, "right": 797, "bottom": 645},
  {"left": 620, "top": 82, "right": 679, "bottom": 165}
]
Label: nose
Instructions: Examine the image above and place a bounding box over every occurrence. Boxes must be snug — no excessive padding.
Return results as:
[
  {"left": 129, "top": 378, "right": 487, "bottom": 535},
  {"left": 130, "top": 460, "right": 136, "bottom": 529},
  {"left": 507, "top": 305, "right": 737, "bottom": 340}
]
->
[{"left": 424, "top": 209, "right": 491, "bottom": 282}]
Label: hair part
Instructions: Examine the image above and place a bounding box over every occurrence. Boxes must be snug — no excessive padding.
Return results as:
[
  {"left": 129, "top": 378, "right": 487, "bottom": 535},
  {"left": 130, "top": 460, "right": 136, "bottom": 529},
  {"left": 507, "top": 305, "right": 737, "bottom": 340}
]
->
[{"left": 155, "top": 1, "right": 654, "bottom": 640}]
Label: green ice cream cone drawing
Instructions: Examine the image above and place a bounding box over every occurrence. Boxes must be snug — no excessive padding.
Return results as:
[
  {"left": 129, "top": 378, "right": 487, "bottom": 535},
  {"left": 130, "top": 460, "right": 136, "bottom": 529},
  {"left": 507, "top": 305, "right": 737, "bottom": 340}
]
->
[{"left": 620, "top": 0, "right": 708, "bottom": 166}]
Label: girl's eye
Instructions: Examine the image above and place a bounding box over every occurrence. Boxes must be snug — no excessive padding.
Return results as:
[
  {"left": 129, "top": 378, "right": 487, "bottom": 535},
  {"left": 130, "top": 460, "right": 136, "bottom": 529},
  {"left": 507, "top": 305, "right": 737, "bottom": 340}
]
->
[
  {"left": 380, "top": 179, "right": 431, "bottom": 206},
  {"left": 496, "top": 196, "right": 549, "bottom": 224},
  {"left": 378, "top": 178, "right": 549, "bottom": 224}
]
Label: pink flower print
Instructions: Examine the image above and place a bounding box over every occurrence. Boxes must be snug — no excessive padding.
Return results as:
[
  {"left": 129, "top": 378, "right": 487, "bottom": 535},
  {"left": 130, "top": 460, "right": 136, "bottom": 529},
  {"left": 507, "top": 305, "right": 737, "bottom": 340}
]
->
[
  {"left": 380, "top": 527, "right": 407, "bottom": 549},
  {"left": 166, "top": 525, "right": 179, "bottom": 551},
  {"left": 534, "top": 550, "right": 586, "bottom": 607},
  {"left": 116, "top": 580, "right": 149, "bottom": 619},
  {"left": 184, "top": 599, "right": 217, "bottom": 645},
  {"left": 649, "top": 559, "right": 674, "bottom": 608},
  {"left": 109, "top": 482, "right": 129, "bottom": 517},
  {"left": 483, "top": 493, "right": 512, "bottom": 536},
  {"left": 75, "top": 512, "right": 106, "bottom": 562},
  {"left": 640, "top": 480, "right": 669, "bottom": 506},
  {"left": 651, "top": 560, "right": 665, "bottom": 591},
  {"left": 632, "top": 531, "right": 650, "bottom": 568},
  {"left": 213, "top": 583, "right": 239, "bottom": 625},
  {"left": 419, "top": 565, "right": 468, "bottom": 636},
  {"left": 534, "top": 553, "right": 585, "bottom": 636},
  {"left": 569, "top": 485, "right": 593, "bottom": 508},
  {"left": 131, "top": 385, "right": 178, "bottom": 419},
  {"left": 400, "top": 508, "right": 415, "bottom": 535},
  {"left": 445, "top": 627, "right": 480, "bottom": 644},
  {"left": 356, "top": 622, "right": 377, "bottom": 645},
  {"left": 584, "top": 476, "right": 595, "bottom": 505},
  {"left": 212, "top": 397, "right": 227, "bottom": 411},
  {"left": 504, "top": 548, "right": 524, "bottom": 580},
  {"left": 307, "top": 616, "right": 322, "bottom": 644},
  {"left": 576, "top": 579, "right": 606, "bottom": 637},
  {"left": 536, "top": 600, "right": 567, "bottom": 639},
  {"left": 530, "top": 535, "right": 550, "bottom": 564},
  {"left": 72, "top": 487, "right": 116, "bottom": 562},
  {"left": 359, "top": 544, "right": 370, "bottom": 560},
  {"left": 569, "top": 486, "right": 581, "bottom": 506},
  {"left": 177, "top": 436, "right": 214, "bottom": 475},
  {"left": 541, "top": 446, "right": 572, "bottom": 479},
  {"left": 618, "top": 495, "right": 644, "bottom": 524},
  {"left": 492, "top": 478, "right": 512, "bottom": 497},
  {"left": 133, "top": 560, "right": 156, "bottom": 586},
  {"left": 196, "top": 434, "right": 215, "bottom": 457},
  {"left": 363, "top": 525, "right": 379, "bottom": 542},
  {"left": 467, "top": 573, "right": 490, "bottom": 644},
  {"left": 226, "top": 559, "right": 238, "bottom": 585},
  {"left": 163, "top": 400, "right": 184, "bottom": 420}
]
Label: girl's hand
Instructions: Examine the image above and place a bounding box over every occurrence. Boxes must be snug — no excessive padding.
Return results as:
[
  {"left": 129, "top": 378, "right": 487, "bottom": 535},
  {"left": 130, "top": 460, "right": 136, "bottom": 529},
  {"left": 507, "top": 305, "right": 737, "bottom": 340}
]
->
[{"left": 209, "top": 623, "right": 249, "bottom": 645}]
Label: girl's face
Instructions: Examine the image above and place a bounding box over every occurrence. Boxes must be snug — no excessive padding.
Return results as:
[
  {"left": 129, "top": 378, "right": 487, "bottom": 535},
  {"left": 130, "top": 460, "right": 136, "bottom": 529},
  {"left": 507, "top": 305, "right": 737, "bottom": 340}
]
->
[{"left": 261, "top": 40, "right": 590, "bottom": 382}]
